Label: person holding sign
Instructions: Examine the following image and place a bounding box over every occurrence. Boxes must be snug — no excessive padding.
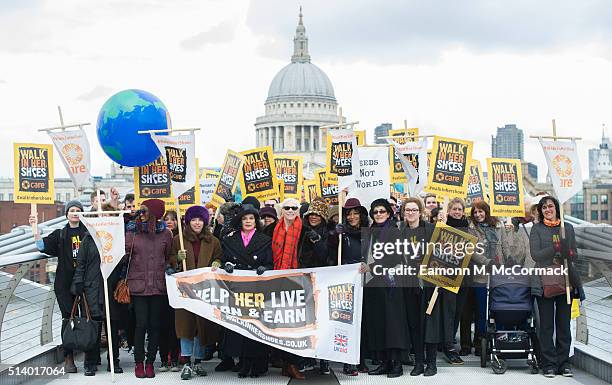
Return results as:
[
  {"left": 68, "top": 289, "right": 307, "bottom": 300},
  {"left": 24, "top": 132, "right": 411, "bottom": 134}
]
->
[
  {"left": 221, "top": 204, "right": 273, "bottom": 378},
  {"left": 30, "top": 200, "right": 86, "bottom": 374},
  {"left": 71, "top": 204, "right": 127, "bottom": 376},
  {"left": 166, "top": 205, "right": 222, "bottom": 380},
  {"left": 125, "top": 199, "right": 173, "bottom": 378},
  {"left": 529, "top": 196, "right": 583, "bottom": 378}
]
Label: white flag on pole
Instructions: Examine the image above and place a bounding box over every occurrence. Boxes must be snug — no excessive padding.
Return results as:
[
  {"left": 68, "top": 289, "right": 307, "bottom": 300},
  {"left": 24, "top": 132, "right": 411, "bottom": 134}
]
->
[
  {"left": 151, "top": 134, "right": 196, "bottom": 198},
  {"left": 78, "top": 214, "right": 126, "bottom": 280},
  {"left": 539, "top": 139, "right": 583, "bottom": 204},
  {"left": 347, "top": 146, "right": 390, "bottom": 209},
  {"left": 388, "top": 137, "right": 429, "bottom": 197},
  {"left": 48, "top": 129, "right": 91, "bottom": 191},
  {"left": 328, "top": 129, "right": 359, "bottom": 190}
]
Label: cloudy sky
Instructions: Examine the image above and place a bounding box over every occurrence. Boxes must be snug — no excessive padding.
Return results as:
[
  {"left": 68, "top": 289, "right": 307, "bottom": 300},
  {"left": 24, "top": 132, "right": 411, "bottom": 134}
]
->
[{"left": 1, "top": 0, "right": 611, "bottom": 181}]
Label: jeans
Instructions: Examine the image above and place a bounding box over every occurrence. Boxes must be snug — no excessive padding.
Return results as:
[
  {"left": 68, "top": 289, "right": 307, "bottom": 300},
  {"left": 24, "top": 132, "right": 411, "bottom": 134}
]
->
[{"left": 180, "top": 337, "right": 204, "bottom": 360}]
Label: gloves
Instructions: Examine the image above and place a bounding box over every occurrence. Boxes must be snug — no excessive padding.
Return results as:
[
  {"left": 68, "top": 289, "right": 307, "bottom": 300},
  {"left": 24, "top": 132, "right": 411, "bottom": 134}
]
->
[
  {"left": 256, "top": 266, "right": 268, "bottom": 275},
  {"left": 335, "top": 223, "right": 346, "bottom": 234},
  {"left": 306, "top": 230, "right": 321, "bottom": 243},
  {"left": 71, "top": 282, "right": 84, "bottom": 296},
  {"left": 224, "top": 262, "right": 235, "bottom": 274},
  {"left": 177, "top": 250, "right": 187, "bottom": 263},
  {"left": 211, "top": 260, "right": 222, "bottom": 269},
  {"left": 165, "top": 265, "right": 177, "bottom": 276}
]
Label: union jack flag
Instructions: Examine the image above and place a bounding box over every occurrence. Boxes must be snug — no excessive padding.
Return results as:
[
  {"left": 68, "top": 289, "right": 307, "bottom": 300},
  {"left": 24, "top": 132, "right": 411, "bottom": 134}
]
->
[{"left": 334, "top": 332, "right": 348, "bottom": 347}]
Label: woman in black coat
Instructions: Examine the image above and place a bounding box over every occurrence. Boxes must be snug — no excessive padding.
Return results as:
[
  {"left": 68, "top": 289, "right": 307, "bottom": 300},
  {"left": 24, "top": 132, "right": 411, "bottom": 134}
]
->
[{"left": 220, "top": 203, "right": 273, "bottom": 378}]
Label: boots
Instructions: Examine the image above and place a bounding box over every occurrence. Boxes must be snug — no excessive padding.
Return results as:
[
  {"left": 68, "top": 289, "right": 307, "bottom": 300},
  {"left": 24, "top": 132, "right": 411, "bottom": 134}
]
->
[
  {"left": 285, "top": 364, "right": 305, "bottom": 380},
  {"left": 135, "top": 362, "right": 145, "bottom": 378},
  {"left": 410, "top": 362, "right": 424, "bottom": 376},
  {"left": 64, "top": 354, "right": 77, "bottom": 373},
  {"left": 387, "top": 360, "right": 403, "bottom": 378},
  {"left": 238, "top": 358, "right": 252, "bottom": 378},
  {"left": 424, "top": 344, "right": 437, "bottom": 376},
  {"left": 369, "top": 361, "right": 389, "bottom": 375},
  {"left": 145, "top": 362, "right": 155, "bottom": 378}
]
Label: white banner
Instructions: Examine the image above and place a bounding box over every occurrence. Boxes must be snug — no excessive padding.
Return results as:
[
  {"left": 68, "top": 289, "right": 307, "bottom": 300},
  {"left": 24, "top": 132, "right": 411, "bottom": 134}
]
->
[
  {"left": 389, "top": 137, "right": 429, "bottom": 197},
  {"left": 166, "top": 264, "right": 363, "bottom": 364},
  {"left": 328, "top": 129, "right": 359, "bottom": 190},
  {"left": 151, "top": 133, "right": 196, "bottom": 198},
  {"left": 200, "top": 178, "right": 217, "bottom": 205},
  {"left": 539, "top": 139, "right": 583, "bottom": 204},
  {"left": 78, "top": 214, "right": 126, "bottom": 280},
  {"left": 48, "top": 129, "right": 91, "bottom": 191},
  {"left": 347, "top": 146, "right": 390, "bottom": 210}
]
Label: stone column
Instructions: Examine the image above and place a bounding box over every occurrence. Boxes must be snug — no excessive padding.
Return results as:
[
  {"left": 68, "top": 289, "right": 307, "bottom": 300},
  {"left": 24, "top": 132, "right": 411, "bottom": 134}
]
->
[
  {"left": 276, "top": 126, "right": 281, "bottom": 151},
  {"left": 310, "top": 125, "right": 314, "bottom": 152},
  {"left": 255, "top": 128, "right": 259, "bottom": 147}
]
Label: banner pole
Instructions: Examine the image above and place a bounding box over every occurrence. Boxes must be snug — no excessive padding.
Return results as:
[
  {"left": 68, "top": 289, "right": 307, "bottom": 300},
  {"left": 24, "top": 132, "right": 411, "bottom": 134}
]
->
[
  {"left": 175, "top": 197, "right": 187, "bottom": 271},
  {"left": 337, "top": 189, "right": 344, "bottom": 266},
  {"left": 30, "top": 203, "right": 38, "bottom": 235},
  {"left": 426, "top": 195, "right": 449, "bottom": 314}
]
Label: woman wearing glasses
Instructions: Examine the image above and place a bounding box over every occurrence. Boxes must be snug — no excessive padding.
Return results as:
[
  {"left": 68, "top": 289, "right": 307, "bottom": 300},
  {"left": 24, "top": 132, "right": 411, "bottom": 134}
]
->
[{"left": 364, "top": 198, "right": 410, "bottom": 378}]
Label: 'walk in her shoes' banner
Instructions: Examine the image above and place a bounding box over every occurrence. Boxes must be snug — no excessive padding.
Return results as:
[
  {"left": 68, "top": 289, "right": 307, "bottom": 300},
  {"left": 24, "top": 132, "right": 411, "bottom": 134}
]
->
[{"left": 166, "top": 264, "right": 363, "bottom": 364}]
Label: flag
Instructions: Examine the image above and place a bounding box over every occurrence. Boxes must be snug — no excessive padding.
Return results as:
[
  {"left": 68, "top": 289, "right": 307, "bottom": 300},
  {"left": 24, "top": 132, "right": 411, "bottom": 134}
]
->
[
  {"left": 151, "top": 133, "right": 196, "bottom": 198},
  {"left": 48, "top": 130, "right": 90, "bottom": 190},
  {"left": 539, "top": 139, "right": 583, "bottom": 204},
  {"left": 78, "top": 214, "right": 126, "bottom": 279}
]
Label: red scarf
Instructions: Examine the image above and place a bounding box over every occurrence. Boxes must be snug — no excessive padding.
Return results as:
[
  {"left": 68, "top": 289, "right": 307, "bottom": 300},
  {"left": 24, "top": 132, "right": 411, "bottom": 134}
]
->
[{"left": 272, "top": 216, "right": 302, "bottom": 270}]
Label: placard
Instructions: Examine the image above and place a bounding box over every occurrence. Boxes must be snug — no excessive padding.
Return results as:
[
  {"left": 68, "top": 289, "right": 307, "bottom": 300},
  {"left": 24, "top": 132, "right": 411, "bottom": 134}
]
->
[
  {"left": 466, "top": 160, "right": 487, "bottom": 213},
  {"left": 325, "top": 130, "right": 358, "bottom": 189},
  {"left": 486, "top": 158, "right": 525, "bottom": 217},
  {"left": 315, "top": 169, "right": 339, "bottom": 206},
  {"left": 211, "top": 150, "right": 245, "bottom": 207},
  {"left": 425, "top": 136, "right": 473, "bottom": 198},
  {"left": 200, "top": 170, "right": 220, "bottom": 205},
  {"left": 274, "top": 155, "right": 303, "bottom": 199},
  {"left": 304, "top": 180, "right": 318, "bottom": 203},
  {"left": 240, "top": 146, "right": 279, "bottom": 202},
  {"left": 13, "top": 143, "right": 54, "bottom": 204},
  {"left": 133, "top": 155, "right": 174, "bottom": 207},
  {"left": 388, "top": 128, "right": 418, "bottom": 183}
]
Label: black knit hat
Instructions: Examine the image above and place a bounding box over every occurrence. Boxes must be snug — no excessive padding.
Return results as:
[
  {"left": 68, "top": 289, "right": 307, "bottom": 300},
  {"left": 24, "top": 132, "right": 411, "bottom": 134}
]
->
[
  {"left": 369, "top": 198, "right": 393, "bottom": 220},
  {"left": 231, "top": 204, "right": 260, "bottom": 229},
  {"left": 64, "top": 200, "right": 84, "bottom": 216}
]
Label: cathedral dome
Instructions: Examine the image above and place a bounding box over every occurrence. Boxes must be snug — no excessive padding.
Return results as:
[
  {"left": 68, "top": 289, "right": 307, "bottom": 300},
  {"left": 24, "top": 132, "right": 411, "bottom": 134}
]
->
[{"left": 266, "top": 62, "right": 335, "bottom": 103}]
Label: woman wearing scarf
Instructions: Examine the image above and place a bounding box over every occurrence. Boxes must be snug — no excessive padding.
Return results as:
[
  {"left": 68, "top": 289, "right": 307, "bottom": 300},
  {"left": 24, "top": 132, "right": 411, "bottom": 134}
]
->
[
  {"left": 125, "top": 198, "right": 173, "bottom": 378},
  {"left": 530, "top": 196, "right": 584, "bottom": 378},
  {"left": 399, "top": 197, "right": 435, "bottom": 376},
  {"left": 364, "top": 198, "right": 410, "bottom": 378},
  {"left": 220, "top": 203, "right": 273, "bottom": 378}
]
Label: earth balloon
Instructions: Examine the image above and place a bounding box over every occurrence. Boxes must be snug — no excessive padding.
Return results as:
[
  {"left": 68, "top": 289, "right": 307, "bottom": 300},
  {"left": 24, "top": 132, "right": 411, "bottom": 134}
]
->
[{"left": 96, "top": 89, "right": 169, "bottom": 167}]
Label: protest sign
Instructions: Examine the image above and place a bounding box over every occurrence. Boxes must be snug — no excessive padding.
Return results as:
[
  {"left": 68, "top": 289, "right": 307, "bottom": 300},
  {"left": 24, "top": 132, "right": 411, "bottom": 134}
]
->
[
  {"left": 151, "top": 133, "right": 196, "bottom": 198},
  {"left": 166, "top": 264, "right": 363, "bottom": 364},
  {"left": 389, "top": 136, "right": 428, "bottom": 197},
  {"left": 539, "top": 139, "right": 582, "bottom": 204},
  {"left": 315, "top": 169, "right": 339, "bottom": 205},
  {"left": 418, "top": 222, "right": 477, "bottom": 293},
  {"left": 48, "top": 129, "right": 90, "bottom": 191},
  {"left": 211, "top": 150, "right": 244, "bottom": 207},
  {"left": 347, "top": 146, "right": 390, "bottom": 209},
  {"left": 486, "top": 158, "right": 525, "bottom": 217},
  {"left": 274, "top": 155, "right": 303, "bottom": 199},
  {"left": 355, "top": 130, "right": 366, "bottom": 146},
  {"left": 304, "top": 180, "right": 318, "bottom": 203},
  {"left": 466, "top": 160, "right": 487, "bottom": 213},
  {"left": 200, "top": 170, "right": 220, "bottom": 205},
  {"left": 426, "top": 136, "right": 473, "bottom": 198},
  {"left": 240, "top": 146, "right": 279, "bottom": 202},
  {"left": 178, "top": 159, "right": 201, "bottom": 215},
  {"left": 388, "top": 128, "right": 418, "bottom": 183},
  {"left": 326, "top": 130, "right": 359, "bottom": 189},
  {"left": 78, "top": 214, "right": 126, "bottom": 279},
  {"left": 133, "top": 155, "right": 174, "bottom": 207},
  {"left": 13, "top": 143, "right": 54, "bottom": 204}
]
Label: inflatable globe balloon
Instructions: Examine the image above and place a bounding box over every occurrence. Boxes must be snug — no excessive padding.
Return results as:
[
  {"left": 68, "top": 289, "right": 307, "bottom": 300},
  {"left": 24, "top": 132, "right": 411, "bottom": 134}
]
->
[{"left": 96, "top": 89, "right": 169, "bottom": 167}]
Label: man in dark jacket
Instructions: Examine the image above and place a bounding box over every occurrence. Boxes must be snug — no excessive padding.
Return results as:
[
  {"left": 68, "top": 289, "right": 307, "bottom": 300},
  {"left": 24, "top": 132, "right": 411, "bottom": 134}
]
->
[{"left": 30, "top": 200, "right": 86, "bottom": 373}]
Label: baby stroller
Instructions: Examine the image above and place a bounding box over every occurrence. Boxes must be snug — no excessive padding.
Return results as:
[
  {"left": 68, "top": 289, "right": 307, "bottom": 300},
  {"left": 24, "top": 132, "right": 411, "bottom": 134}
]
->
[{"left": 480, "top": 268, "right": 539, "bottom": 374}]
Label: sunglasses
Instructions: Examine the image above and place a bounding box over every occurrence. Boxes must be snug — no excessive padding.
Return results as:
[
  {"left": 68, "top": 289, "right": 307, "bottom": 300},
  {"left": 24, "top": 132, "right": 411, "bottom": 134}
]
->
[
  {"left": 283, "top": 206, "right": 299, "bottom": 211},
  {"left": 372, "top": 209, "right": 388, "bottom": 215}
]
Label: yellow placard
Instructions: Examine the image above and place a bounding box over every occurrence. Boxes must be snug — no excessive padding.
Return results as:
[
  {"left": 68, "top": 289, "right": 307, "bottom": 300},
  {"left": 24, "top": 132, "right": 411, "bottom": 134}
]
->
[
  {"left": 315, "top": 168, "right": 338, "bottom": 206},
  {"left": 13, "top": 143, "right": 54, "bottom": 204},
  {"left": 274, "top": 155, "right": 303, "bottom": 199},
  {"left": 425, "top": 136, "right": 473, "bottom": 198},
  {"left": 178, "top": 159, "right": 201, "bottom": 215},
  {"left": 325, "top": 131, "right": 357, "bottom": 184},
  {"left": 486, "top": 158, "right": 525, "bottom": 217},
  {"left": 304, "top": 180, "right": 318, "bottom": 203},
  {"left": 388, "top": 128, "right": 419, "bottom": 183},
  {"left": 240, "top": 146, "right": 279, "bottom": 202},
  {"left": 571, "top": 299, "right": 580, "bottom": 319},
  {"left": 355, "top": 130, "right": 366, "bottom": 146},
  {"left": 418, "top": 222, "right": 477, "bottom": 292},
  {"left": 211, "top": 150, "right": 245, "bottom": 208},
  {"left": 133, "top": 155, "right": 175, "bottom": 208},
  {"left": 465, "top": 159, "right": 487, "bottom": 214}
]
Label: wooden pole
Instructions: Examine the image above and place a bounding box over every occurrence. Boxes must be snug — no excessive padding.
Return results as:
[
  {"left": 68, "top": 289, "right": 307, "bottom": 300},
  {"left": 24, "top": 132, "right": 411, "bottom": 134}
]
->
[
  {"left": 137, "top": 128, "right": 201, "bottom": 134},
  {"left": 336, "top": 108, "right": 344, "bottom": 266},
  {"left": 176, "top": 198, "right": 187, "bottom": 272},
  {"left": 30, "top": 203, "right": 38, "bottom": 235},
  {"left": 426, "top": 196, "right": 450, "bottom": 315}
]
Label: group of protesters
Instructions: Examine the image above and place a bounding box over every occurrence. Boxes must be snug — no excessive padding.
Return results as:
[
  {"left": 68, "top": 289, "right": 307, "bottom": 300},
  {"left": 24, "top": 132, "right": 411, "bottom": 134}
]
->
[{"left": 29, "top": 187, "right": 584, "bottom": 380}]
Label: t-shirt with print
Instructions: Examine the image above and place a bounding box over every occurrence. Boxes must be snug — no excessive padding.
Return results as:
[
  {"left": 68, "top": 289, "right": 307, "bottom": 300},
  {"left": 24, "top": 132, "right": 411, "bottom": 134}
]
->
[{"left": 66, "top": 226, "right": 83, "bottom": 268}]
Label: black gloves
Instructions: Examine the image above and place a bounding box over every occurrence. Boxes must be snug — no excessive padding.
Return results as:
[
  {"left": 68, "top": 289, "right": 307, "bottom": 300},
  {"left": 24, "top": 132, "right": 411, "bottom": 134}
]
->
[
  {"left": 256, "top": 266, "right": 268, "bottom": 275},
  {"left": 71, "top": 282, "right": 84, "bottom": 296},
  {"left": 165, "top": 264, "right": 177, "bottom": 276},
  {"left": 306, "top": 230, "right": 321, "bottom": 243},
  {"left": 224, "top": 262, "right": 235, "bottom": 274},
  {"left": 335, "top": 224, "right": 346, "bottom": 234}
]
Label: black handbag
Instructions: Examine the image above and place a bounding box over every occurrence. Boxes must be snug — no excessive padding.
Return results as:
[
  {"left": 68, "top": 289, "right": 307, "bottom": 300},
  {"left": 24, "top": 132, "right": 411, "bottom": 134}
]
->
[{"left": 62, "top": 295, "right": 99, "bottom": 352}]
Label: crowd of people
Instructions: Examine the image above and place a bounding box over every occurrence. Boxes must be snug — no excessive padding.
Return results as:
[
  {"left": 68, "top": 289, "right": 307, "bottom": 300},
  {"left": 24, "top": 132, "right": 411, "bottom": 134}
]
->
[{"left": 28, "top": 188, "right": 585, "bottom": 379}]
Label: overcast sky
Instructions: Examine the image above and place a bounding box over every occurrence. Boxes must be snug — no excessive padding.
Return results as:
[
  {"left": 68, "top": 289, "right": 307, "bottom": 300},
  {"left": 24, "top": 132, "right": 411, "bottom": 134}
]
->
[{"left": 1, "top": 0, "right": 611, "bottom": 181}]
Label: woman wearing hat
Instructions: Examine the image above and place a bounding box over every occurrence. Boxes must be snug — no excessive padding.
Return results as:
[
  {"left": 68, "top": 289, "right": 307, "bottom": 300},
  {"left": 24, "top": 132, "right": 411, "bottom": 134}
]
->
[
  {"left": 30, "top": 200, "right": 87, "bottom": 373},
  {"left": 125, "top": 198, "right": 173, "bottom": 378},
  {"left": 364, "top": 198, "right": 410, "bottom": 378},
  {"left": 219, "top": 203, "right": 273, "bottom": 378},
  {"left": 259, "top": 206, "right": 278, "bottom": 237},
  {"left": 167, "top": 205, "right": 222, "bottom": 380}
]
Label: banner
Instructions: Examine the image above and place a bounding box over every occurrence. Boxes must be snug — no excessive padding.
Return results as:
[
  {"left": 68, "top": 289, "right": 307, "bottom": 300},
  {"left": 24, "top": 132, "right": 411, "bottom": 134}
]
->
[
  {"left": 418, "top": 222, "right": 477, "bottom": 293},
  {"left": 389, "top": 137, "right": 428, "bottom": 197},
  {"left": 13, "top": 143, "right": 54, "bottom": 204},
  {"left": 274, "top": 155, "right": 303, "bottom": 199},
  {"left": 200, "top": 170, "right": 220, "bottom": 205},
  {"left": 486, "top": 158, "right": 525, "bottom": 217},
  {"left": 315, "top": 169, "right": 339, "bottom": 205},
  {"left": 78, "top": 214, "right": 126, "bottom": 279},
  {"left": 133, "top": 155, "right": 174, "bottom": 207},
  {"left": 466, "top": 160, "right": 487, "bottom": 214},
  {"left": 388, "top": 128, "right": 418, "bottom": 183},
  {"left": 166, "top": 264, "right": 363, "bottom": 364},
  {"left": 425, "top": 136, "right": 473, "bottom": 198},
  {"left": 326, "top": 130, "right": 359, "bottom": 190},
  {"left": 304, "top": 180, "right": 318, "bottom": 203},
  {"left": 347, "top": 146, "right": 390, "bottom": 210},
  {"left": 240, "top": 146, "right": 279, "bottom": 202},
  {"left": 211, "top": 150, "right": 244, "bottom": 207},
  {"left": 539, "top": 139, "right": 583, "bottom": 204},
  {"left": 151, "top": 133, "right": 196, "bottom": 198},
  {"left": 48, "top": 129, "right": 90, "bottom": 191},
  {"left": 178, "top": 159, "right": 201, "bottom": 215}
]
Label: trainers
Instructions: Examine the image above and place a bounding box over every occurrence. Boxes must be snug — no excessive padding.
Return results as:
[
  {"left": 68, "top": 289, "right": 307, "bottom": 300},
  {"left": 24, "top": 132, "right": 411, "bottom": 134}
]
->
[
  {"left": 181, "top": 364, "right": 193, "bottom": 380},
  {"left": 159, "top": 361, "right": 169, "bottom": 372},
  {"left": 171, "top": 361, "right": 180, "bottom": 372},
  {"left": 194, "top": 362, "right": 207, "bottom": 376},
  {"left": 446, "top": 351, "right": 464, "bottom": 365},
  {"left": 543, "top": 369, "right": 556, "bottom": 378},
  {"left": 84, "top": 365, "right": 96, "bottom": 376},
  {"left": 319, "top": 360, "right": 331, "bottom": 375},
  {"left": 560, "top": 368, "right": 573, "bottom": 377},
  {"left": 298, "top": 360, "right": 315, "bottom": 373},
  {"left": 343, "top": 364, "right": 358, "bottom": 376}
]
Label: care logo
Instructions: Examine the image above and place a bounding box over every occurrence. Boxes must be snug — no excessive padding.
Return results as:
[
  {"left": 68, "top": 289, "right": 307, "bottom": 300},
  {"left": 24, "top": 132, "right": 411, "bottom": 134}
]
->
[
  {"left": 333, "top": 329, "right": 349, "bottom": 353},
  {"left": 328, "top": 283, "right": 355, "bottom": 325},
  {"left": 552, "top": 154, "right": 572, "bottom": 177},
  {"left": 21, "top": 180, "right": 30, "bottom": 190},
  {"left": 96, "top": 230, "right": 113, "bottom": 253},
  {"left": 61, "top": 143, "right": 84, "bottom": 166},
  {"left": 141, "top": 187, "right": 151, "bottom": 197}
]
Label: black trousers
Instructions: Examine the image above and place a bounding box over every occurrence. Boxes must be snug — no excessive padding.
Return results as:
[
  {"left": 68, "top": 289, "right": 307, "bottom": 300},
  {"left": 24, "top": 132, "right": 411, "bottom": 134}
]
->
[
  {"left": 158, "top": 296, "right": 179, "bottom": 363},
  {"left": 85, "top": 319, "right": 120, "bottom": 366},
  {"left": 60, "top": 313, "right": 73, "bottom": 357},
  {"left": 536, "top": 295, "right": 572, "bottom": 371},
  {"left": 132, "top": 295, "right": 164, "bottom": 363},
  {"left": 406, "top": 290, "right": 424, "bottom": 364},
  {"left": 452, "top": 286, "right": 469, "bottom": 345}
]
